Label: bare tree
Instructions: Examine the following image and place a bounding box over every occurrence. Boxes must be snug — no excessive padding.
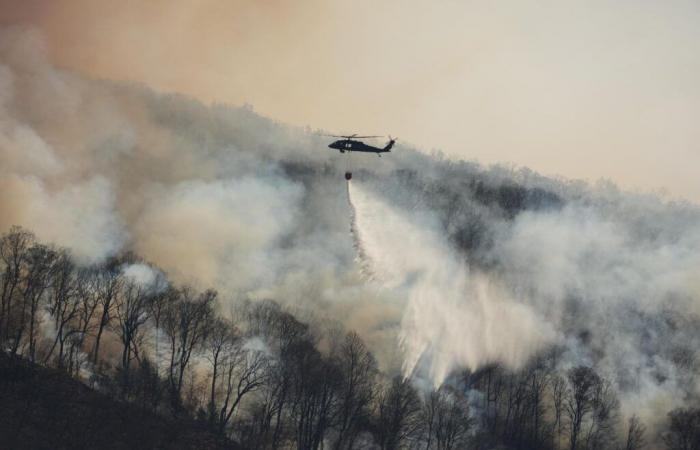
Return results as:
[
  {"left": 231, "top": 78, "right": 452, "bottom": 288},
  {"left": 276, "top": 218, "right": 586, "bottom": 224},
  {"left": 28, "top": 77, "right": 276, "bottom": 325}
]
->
[
  {"left": 238, "top": 300, "right": 313, "bottom": 448},
  {"left": 423, "top": 388, "right": 439, "bottom": 450},
  {"left": 332, "top": 331, "right": 378, "bottom": 450},
  {"left": 526, "top": 357, "right": 552, "bottom": 447},
  {"left": 217, "top": 344, "right": 268, "bottom": 434},
  {"left": 566, "top": 366, "right": 601, "bottom": 450},
  {"left": 91, "top": 264, "right": 123, "bottom": 365},
  {"left": 162, "top": 287, "right": 216, "bottom": 404},
  {"left": 285, "top": 339, "right": 341, "bottom": 450},
  {"left": 583, "top": 378, "right": 619, "bottom": 450},
  {"left": 624, "top": 415, "right": 646, "bottom": 450},
  {"left": 421, "top": 386, "right": 473, "bottom": 450},
  {"left": 11, "top": 243, "right": 56, "bottom": 360},
  {"left": 114, "top": 278, "right": 152, "bottom": 388},
  {"left": 375, "top": 376, "right": 422, "bottom": 450},
  {"left": 552, "top": 374, "right": 567, "bottom": 449},
  {"left": 663, "top": 407, "right": 700, "bottom": 450},
  {"left": 43, "top": 251, "right": 81, "bottom": 369},
  {"left": 0, "top": 226, "right": 34, "bottom": 347},
  {"left": 65, "top": 267, "right": 102, "bottom": 375},
  {"left": 146, "top": 278, "right": 172, "bottom": 376},
  {"left": 205, "top": 317, "right": 239, "bottom": 425}
]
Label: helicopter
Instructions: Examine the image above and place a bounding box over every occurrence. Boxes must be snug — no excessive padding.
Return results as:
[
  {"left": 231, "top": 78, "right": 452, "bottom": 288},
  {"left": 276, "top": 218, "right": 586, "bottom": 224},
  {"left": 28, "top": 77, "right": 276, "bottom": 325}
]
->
[
  {"left": 327, "top": 134, "right": 395, "bottom": 156},
  {"left": 324, "top": 134, "right": 396, "bottom": 180}
]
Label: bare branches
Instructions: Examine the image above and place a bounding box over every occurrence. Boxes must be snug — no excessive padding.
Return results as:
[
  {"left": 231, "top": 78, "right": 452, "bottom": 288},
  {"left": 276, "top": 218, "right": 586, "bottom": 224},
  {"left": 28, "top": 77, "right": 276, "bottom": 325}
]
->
[
  {"left": 625, "top": 415, "right": 646, "bottom": 450},
  {"left": 1, "top": 226, "right": 669, "bottom": 450},
  {"left": 162, "top": 287, "right": 216, "bottom": 404},
  {"left": 375, "top": 376, "right": 422, "bottom": 450}
]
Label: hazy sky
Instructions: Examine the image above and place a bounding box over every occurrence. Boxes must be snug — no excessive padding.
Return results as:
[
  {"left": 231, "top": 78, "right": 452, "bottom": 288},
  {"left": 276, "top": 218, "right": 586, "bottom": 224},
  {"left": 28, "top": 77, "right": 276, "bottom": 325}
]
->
[{"left": 2, "top": 0, "right": 699, "bottom": 201}]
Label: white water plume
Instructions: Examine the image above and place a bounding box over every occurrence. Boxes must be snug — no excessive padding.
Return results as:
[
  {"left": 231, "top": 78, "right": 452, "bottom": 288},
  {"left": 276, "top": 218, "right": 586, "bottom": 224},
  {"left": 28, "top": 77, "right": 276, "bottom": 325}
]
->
[
  {"left": 346, "top": 181, "right": 375, "bottom": 279},
  {"left": 347, "top": 181, "right": 556, "bottom": 385}
]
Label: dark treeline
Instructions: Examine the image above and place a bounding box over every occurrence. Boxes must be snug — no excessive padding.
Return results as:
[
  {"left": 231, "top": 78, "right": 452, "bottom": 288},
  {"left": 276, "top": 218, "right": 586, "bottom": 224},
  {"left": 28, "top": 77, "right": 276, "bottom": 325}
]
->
[{"left": 1, "top": 225, "right": 699, "bottom": 450}]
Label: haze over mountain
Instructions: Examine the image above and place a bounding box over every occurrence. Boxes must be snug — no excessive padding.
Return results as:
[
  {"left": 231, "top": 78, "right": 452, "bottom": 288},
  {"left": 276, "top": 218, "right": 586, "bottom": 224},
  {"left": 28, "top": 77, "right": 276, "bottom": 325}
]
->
[
  {"left": 2, "top": 0, "right": 700, "bottom": 202},
  {"left": 2, "top": 25, "right": 700, "bottom": 448}
]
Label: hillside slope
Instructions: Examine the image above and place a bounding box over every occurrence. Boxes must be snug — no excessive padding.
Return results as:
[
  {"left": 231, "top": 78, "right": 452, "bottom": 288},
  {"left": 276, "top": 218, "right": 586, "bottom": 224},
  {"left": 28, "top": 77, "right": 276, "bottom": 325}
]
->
[{"left": 0, "top": 354, "right": 236, "bottom": 450}]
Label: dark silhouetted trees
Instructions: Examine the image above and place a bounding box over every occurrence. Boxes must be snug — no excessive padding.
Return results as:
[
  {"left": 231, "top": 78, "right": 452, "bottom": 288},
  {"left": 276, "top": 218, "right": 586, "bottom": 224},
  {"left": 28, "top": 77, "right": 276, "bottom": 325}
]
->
[
  {"left": 624, "top": 414, "right": 646, "bottom": 450},
  {"left": 331, "top": 331, "right": 378, "bottom": 450},
  {"left": 664, "top": 407, "right": 700, "bottom": 450},
  {"left": 421, "top": 386, "right": 473, "bottom": 450},
  {"left": 163, "top": 287, "right": 216, "bottom": 406},
  {"left": 3, "top": 226, "right": 694, "bottom": 450},
  {"left": 374, "top": 376, "right": 422, "bottom": 450}
]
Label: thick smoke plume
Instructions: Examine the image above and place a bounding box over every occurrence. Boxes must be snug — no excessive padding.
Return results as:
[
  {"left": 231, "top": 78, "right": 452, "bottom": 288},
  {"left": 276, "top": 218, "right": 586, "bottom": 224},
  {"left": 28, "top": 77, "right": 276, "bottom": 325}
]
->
[{"left": 2, "top": 26, "right": 700, "bottom": 433}]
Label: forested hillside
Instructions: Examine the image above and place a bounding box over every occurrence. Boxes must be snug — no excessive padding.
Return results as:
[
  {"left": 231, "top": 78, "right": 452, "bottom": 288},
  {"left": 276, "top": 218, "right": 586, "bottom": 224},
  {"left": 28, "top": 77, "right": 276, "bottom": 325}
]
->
[
  {"left": 2, "top": 26, "right": 700, "bottom": 449},
  {"left": 2, "top": 226, "right": 699, "bottom": 449}
]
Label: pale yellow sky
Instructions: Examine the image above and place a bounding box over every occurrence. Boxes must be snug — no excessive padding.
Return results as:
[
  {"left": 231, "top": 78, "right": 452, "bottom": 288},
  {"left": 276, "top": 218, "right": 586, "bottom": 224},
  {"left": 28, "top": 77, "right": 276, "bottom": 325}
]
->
[{"left": 2, "top": 0, "right": 699, "bottom": 201}]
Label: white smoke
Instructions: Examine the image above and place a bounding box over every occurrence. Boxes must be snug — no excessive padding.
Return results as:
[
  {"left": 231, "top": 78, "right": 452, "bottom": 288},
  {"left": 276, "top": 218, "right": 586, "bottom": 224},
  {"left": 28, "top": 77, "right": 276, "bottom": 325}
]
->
[
  {"left": 2, "top": 25, "right": 700, "bottom": 433},
  {"left": 347, "top": 176, "right": 700, "bottom": 431},
  {"left": 132, "top": 176, "right": 304, "bottom": 292},
  {"left": 121, "top": 263, "right": 169, "bottom": 295},
  {"left": 0, "top": 174, "right": 125, "bottom": 263},
  {"left": 490, "top": 202, "right": 700, "bottom": 430}
]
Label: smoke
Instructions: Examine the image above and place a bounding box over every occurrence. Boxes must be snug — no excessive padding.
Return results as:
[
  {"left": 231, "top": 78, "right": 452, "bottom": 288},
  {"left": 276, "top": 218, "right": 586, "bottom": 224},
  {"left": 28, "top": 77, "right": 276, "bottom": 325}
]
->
[
  {"left": 133, "top": 176, "right": 303, "bottom": 292},
  {"left": 4, "top": 0, "right": 700, "bottom": 202},
  {"left": 489, "top": 201, "right": 700, "bottom": 429},
  {"left": 347, "top": 174, "right": 700, "bottom": 432},
  {"left": 2, "top": 25, "right": 700, "bottom": 432}
]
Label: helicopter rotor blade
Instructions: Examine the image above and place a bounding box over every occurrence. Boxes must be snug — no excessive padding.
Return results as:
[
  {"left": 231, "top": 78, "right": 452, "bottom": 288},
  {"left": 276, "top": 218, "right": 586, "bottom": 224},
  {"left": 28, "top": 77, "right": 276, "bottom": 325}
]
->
[
  {"left": 319, "top": 134, "right": 355, "bottom": 138},
  {"left": 318, "top": 133, "right": 383, "bottom": 139}
]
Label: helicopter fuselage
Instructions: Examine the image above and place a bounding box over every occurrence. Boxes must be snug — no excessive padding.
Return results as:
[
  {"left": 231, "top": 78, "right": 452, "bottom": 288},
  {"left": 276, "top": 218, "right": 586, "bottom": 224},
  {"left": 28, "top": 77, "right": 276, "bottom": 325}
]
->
[{"left": 328, "top": 139, "right": 392, "bottom": 154}]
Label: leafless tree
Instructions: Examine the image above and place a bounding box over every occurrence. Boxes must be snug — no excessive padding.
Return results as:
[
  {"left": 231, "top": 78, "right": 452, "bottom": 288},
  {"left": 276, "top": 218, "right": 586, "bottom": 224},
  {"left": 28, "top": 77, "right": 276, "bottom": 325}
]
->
[
  {"left": 421, "top": 386, "right": 473, "bottom": 450},
  {"left": 65, "top": 268, "right": 102, "bottom": 375},
  {"left": 566, "top": 366, "right": 601, "bottom": 450},
  {"left": 238, "top": 300, "right": 315, "bottom": 448},
  {"left": 332, "top": 331, "right": 378, "bottom": 450},
  {"left": 375, "top": 376, "right": 422, "bottom": 450},
  {"left": 162, "top": 287, "right": 216, "bottom": 404},
  {"left": 43, "top": 251, "right": 81, "bottom": 369},
  {"left": 526, "top": 357, "right": 552, "bottom": 447},
  {"left": 583, "top": 378, "right": 619, "bottom": 450},
  {"left": 114, "top": 279, "right": 152, "bottom": 387},
  {"left": 217, "top": 345, "right": 268, "bottom": 434},
  {"left": 624, "top": 415, "right": 646, "bottom": 450},
  {"left": 11, "top": 243, "right": 56, "bottom": 361},
  {"left": 552, "top": 374, "right": 567, "bottom": 449},
  {"left": 0, "top": 226, "right": 34, "bottom": 347},
  {"left": 285, "top": 339, "right": 341, "bottom": 450},
  {"left": 205, "top": 317, "right": 239, "bottom": 425},
  {"left": 146, "top": 278, "right": 172, "bottom": 376},
  {"left": 663, "top": 407, "right": 700, "bottom": 450},
  {"left": 91, "top": 264, "right": 123, "bottom": 365}
]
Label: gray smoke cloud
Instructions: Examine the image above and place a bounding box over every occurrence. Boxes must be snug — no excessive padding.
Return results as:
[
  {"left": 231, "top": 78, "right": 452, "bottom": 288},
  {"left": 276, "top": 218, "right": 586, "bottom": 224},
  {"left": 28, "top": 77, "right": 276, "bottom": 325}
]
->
[
  {"left": 2, "top": 26, "right": 700, "bottom": 434},
  {"left": 490, "top": 199, "right": 700, "bottom": 428}
]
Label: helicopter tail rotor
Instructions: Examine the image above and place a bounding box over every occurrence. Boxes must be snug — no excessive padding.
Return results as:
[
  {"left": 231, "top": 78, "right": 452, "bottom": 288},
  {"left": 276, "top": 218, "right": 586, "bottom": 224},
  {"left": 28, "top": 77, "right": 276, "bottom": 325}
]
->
[{"left": 384, "top": 136, "right": 396, "bottom": 152}]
